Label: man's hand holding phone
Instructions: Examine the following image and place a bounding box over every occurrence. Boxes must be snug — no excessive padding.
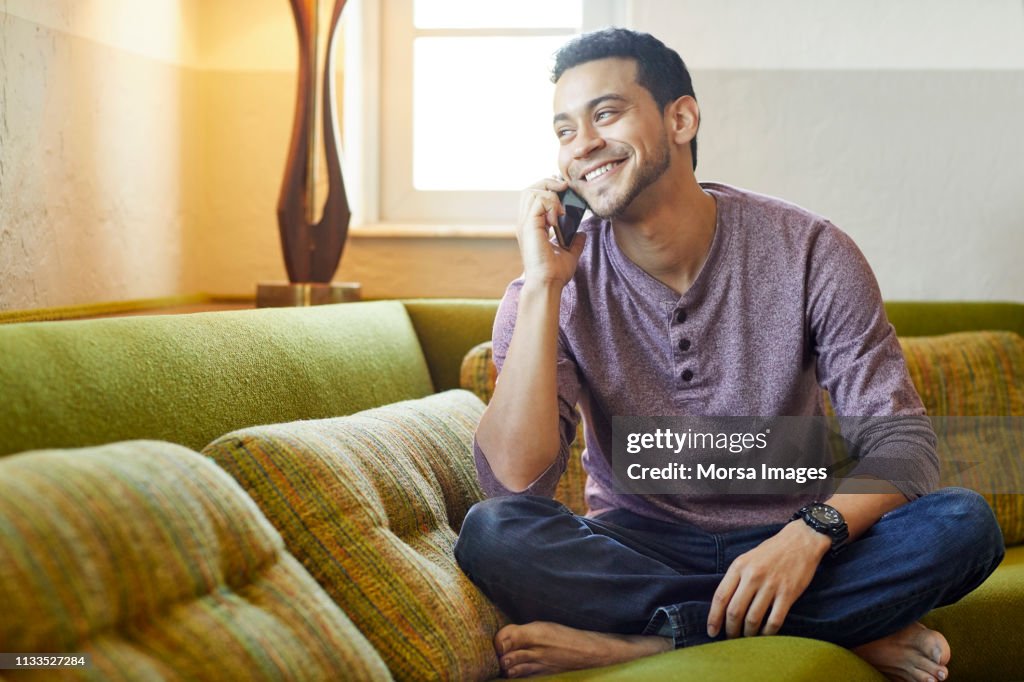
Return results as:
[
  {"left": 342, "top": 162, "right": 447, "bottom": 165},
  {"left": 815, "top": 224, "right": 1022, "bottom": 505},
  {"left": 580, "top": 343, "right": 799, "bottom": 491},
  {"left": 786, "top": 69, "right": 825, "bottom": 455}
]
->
[{"left": 516, "top": 177, "right": 589, "bottom": 288}]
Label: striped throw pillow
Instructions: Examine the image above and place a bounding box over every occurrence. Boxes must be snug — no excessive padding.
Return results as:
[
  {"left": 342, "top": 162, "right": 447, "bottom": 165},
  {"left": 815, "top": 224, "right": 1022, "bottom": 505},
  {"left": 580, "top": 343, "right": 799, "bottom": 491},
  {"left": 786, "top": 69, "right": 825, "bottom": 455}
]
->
[
  {"left": 203, "top": 390, "right": 502, "bottom": 682},
  {"left": 0, "top": 441, "right": 391, "bottom": 680},
  {"left": 460, "top": 341, "right": 590, "bottom": 515},
  {"left": 900, "top": 331, "right": 1024, "bottom": 545}
]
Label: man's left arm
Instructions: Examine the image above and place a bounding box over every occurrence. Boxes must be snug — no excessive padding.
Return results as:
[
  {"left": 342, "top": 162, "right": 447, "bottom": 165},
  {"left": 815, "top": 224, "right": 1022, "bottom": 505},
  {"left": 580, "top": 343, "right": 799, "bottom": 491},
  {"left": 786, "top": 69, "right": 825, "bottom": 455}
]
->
[{"left": 708, "top": 222, "right": 938, "bottom": 640}]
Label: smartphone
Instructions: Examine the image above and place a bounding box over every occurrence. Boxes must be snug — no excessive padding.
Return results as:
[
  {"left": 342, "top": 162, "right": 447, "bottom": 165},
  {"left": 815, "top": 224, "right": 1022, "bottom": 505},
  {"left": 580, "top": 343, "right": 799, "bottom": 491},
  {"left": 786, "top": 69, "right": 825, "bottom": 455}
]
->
[{"left": 555, "top": 188, "right": 589, "bottom": 248}]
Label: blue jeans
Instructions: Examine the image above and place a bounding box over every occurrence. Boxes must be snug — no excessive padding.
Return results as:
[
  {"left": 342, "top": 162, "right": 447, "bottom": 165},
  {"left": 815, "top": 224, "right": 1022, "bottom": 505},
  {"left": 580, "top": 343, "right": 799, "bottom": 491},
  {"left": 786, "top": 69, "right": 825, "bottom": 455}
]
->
[{"left": 454, "top": 488, "right": 1004, "bottom": 649}]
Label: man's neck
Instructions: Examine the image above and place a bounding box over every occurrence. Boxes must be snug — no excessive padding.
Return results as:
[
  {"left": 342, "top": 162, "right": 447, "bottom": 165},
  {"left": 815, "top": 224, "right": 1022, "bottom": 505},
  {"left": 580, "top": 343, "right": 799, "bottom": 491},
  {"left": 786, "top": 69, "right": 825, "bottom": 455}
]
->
[{"left": 611, "top": 178, "right": 718, "bottom": 296}]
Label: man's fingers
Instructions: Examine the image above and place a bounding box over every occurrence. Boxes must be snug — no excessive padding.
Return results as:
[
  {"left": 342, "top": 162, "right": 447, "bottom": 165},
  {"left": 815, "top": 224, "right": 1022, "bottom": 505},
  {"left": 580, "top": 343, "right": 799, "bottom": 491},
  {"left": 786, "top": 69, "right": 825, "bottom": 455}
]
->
[
  {"left": 545, "top": 204, "right": 563, "bottom": 230},
  {"left": 568, "top": 231, "right": 588, "bottom": 256},
  {"left": 524, "top": 189, "right": 564, "bottom": 226},
  {"left": 743, "top": 590, "right": 774, "bottom": 637},
  {"left": 760, "top": 596, "right": 793, "bottom": 636},
  {"left": 707, "top": 570, "right": 739, "bottom": 638},
  {"left": 530, "top": 176, "right": 569, "bottom": 193},
  {"left": 724, "top": 583, "right": 758, "bottom": 639}
]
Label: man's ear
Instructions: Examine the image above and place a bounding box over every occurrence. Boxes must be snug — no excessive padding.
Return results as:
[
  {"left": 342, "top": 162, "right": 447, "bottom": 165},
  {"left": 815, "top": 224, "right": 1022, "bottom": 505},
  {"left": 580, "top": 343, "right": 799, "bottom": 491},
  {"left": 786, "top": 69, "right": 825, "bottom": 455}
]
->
[{"left": 666, "top": 95, "right": 700, "bottom": 146}]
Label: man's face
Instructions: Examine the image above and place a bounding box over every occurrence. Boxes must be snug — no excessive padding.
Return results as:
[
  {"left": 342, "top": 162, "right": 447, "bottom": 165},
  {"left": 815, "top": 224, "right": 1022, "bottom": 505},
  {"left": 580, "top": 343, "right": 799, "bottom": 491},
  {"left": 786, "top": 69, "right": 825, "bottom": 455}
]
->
[{"left": 553, "top": 57, "right": 671, "bottom": 219}]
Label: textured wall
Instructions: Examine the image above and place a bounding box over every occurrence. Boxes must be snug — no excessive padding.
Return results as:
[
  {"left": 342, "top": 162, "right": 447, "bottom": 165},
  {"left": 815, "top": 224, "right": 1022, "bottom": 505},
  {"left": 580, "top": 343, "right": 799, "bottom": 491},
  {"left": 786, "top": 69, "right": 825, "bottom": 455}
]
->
[
  {"left": 0, "top": 2, "right": 197, "bottom": 311},
  {"left": 0, "top": 0, "right": 521, "bottom": 308}
]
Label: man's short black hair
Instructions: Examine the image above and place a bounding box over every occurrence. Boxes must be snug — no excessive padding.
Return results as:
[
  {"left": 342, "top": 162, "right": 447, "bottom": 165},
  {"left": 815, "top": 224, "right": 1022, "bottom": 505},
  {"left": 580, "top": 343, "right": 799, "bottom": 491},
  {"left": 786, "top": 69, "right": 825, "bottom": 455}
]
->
[{"left": 551, "top": 28, "right": 698, "bottom": 170}]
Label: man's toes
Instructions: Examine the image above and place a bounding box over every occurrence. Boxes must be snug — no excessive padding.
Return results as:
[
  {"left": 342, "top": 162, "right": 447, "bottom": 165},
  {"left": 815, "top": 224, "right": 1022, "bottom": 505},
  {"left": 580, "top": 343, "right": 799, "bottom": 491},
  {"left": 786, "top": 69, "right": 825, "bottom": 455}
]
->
[
  {"left": 502, "top": 649, "right": 539, "bottom": 671},
  {"left": 495, "top": 623, "right": 524, "bottom": 656},
  {"left": 910, "top": 662, "right": 948, "bottom": 682},
  {"left": 507, "top": 662, "right": 554, "bottom": 678}
]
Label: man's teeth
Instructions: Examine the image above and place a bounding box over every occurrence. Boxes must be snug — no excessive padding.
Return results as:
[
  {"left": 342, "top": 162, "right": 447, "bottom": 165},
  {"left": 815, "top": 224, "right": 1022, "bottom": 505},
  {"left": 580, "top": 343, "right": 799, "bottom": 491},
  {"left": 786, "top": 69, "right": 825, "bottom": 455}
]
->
[{"left": 585, "top": 161, "right": 619, "bottom": 182}]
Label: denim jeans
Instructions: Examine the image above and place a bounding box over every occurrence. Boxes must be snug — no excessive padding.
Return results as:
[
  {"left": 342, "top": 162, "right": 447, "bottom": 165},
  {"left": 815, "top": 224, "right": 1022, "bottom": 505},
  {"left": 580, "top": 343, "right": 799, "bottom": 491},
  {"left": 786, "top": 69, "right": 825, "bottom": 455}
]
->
[{"left": 454, "top": 487, "right": 1004, "bottom": 649}]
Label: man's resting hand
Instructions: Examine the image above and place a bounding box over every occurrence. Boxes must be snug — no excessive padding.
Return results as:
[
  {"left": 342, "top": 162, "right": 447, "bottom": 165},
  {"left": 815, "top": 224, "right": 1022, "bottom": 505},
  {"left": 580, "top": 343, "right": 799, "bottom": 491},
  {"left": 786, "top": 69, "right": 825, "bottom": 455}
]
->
[{"left": 707, "top": 519, "right": 831, "bottom": 639}]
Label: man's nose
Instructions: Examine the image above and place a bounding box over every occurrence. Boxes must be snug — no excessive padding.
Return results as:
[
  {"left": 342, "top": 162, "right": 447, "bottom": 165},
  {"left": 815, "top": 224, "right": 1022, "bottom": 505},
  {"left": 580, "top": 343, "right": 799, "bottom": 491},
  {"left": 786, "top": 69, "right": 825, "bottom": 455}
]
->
[{"left": 572, "top": 124, "right": 604, "bottom": 160}]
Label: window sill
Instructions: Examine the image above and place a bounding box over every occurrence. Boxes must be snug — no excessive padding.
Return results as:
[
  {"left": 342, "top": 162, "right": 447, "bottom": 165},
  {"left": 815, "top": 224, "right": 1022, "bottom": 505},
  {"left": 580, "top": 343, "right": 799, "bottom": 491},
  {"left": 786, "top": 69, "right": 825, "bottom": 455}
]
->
[{"left": 349, "top": 223, "right": 516, "bottom": 239}]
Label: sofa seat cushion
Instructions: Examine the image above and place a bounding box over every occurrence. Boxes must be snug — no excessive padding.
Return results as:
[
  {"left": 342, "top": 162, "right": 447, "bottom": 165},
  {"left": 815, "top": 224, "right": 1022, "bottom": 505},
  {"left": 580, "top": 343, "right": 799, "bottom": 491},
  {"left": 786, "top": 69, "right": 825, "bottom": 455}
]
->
[
  {"left": 203, "top": 390, "right": 502, "bottom": 682},
  {"left": 0, "top": 441, "right": 390, "bottom": 681},
  {"left": 535, "top": 635, "right": 883, "bottom": 681},
  {"left": 920, "top": 545, "right": 1024, "bottom": 681}
]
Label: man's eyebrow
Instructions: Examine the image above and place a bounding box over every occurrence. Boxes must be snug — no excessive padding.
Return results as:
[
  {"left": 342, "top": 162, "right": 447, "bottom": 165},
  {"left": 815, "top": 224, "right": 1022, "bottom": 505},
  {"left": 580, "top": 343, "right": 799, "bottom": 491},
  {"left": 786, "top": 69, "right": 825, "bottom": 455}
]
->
[{"left": 553, "top": 94, "right": 629, "bottom": 125}]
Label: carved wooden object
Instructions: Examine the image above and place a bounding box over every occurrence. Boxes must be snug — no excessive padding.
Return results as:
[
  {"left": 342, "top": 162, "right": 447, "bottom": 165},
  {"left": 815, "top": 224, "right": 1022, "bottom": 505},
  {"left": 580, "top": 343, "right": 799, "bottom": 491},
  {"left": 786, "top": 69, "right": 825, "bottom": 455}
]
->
[{"left": 277, "top": 0, "right": 350, "bottom": 283}]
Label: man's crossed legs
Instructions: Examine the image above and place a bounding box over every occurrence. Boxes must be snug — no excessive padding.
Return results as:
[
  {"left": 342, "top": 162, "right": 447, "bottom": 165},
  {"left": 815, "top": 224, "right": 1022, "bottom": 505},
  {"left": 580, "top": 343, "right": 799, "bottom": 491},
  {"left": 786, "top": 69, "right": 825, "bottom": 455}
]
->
[{"left": 454, "top": 488, "right": 1004, "bottom": 680}]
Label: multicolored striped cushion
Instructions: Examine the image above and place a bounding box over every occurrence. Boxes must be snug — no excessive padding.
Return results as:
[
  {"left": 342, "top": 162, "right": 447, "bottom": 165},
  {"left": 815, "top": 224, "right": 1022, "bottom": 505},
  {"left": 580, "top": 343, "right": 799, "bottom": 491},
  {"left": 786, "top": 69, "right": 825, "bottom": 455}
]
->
[
  {"left": 899, "top": 331, "right": 1024, "bottom": 545},
  {"left": 203, "top": 390, "right": 502, "bottom": 682},
  {"left": 0, "top": 440, "right": 391, "bottom": 681},
  {"left": 900, "top": 331, "right": 1023, "bottom": 416},
  {"left": 460, "top": 341, "right": 589, "bottom": 515}
]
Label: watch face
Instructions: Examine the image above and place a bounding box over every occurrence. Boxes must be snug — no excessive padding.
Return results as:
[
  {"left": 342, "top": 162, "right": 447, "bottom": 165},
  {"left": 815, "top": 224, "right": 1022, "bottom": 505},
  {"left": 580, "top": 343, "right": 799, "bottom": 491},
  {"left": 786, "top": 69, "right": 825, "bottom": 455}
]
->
[{"left": 810, "top": 505, "right": 841, "bottom": 526}]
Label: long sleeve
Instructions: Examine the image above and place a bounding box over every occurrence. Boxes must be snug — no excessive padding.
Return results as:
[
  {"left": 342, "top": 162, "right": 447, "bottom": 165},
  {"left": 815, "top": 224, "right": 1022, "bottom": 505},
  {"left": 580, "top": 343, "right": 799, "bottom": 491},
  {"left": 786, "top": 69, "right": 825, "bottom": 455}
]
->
[{"left": 473, "top": 279, "right": 584, "bottom": 498}]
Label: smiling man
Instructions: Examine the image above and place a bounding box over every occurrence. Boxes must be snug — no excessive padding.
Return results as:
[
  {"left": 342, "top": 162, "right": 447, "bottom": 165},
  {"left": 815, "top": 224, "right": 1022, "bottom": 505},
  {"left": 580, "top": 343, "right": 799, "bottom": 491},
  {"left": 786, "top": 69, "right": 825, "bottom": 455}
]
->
[{"left": 453, "top": 29, "right": 1004, "bottom": 681}]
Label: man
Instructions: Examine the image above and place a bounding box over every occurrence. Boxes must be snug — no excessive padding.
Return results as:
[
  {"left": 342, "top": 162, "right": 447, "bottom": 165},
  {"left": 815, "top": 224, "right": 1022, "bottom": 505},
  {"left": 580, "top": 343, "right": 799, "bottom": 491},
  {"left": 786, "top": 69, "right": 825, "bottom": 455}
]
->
[{"left": 454, "top": 28, "right": 1003, "bottom": 681}]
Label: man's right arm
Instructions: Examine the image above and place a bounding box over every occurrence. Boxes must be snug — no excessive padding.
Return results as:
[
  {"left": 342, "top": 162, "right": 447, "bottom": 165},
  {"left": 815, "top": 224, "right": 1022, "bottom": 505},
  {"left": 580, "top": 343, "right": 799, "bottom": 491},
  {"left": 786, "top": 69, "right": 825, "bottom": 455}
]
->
[{"left": 475, "top": 178, "right": 587, "bottom": 492}]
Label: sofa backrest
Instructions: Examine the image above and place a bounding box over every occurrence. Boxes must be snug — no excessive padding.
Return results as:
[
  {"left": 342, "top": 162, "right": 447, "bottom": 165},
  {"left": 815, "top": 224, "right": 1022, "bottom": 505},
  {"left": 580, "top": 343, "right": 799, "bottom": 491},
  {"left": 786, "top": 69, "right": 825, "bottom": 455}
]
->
[
  {"left": 884, "top": 301, "right": 1024, "bottom": 338},
  {"left": 0, "top": 301, "right": 434, "bottom": 457}
]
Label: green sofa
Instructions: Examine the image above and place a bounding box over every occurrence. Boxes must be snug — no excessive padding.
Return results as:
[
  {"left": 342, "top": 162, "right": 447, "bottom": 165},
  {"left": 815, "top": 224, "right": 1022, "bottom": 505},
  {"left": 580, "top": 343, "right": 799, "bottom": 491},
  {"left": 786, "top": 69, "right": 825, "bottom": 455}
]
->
[{"left": 0, "top": 300, "right": 1020, "bottom": 681}]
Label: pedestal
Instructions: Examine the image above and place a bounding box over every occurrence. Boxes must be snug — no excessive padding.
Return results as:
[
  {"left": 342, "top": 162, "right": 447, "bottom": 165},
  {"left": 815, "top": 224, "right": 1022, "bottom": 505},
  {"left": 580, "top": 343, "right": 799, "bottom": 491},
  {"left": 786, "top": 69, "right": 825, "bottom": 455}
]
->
[{"left": 256, "top": 282, "right": 362, "bottom": 308}]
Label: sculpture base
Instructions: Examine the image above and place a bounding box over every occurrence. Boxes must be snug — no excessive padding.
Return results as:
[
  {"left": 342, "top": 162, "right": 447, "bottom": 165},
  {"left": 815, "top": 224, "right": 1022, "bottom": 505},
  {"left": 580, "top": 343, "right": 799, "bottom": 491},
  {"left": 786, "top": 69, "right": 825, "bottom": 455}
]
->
[{"left": 256, "top": 282, "right": 362, "bottom": 308}]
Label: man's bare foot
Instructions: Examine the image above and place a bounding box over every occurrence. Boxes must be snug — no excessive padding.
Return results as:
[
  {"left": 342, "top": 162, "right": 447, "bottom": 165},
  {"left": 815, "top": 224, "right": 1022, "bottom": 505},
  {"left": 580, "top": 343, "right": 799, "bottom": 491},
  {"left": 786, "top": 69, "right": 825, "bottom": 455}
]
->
[
  {"left": 853, "top": 622, "right": 951, "bottom": 682},
  {"left": 493, "top": 621, "right": 673, "bottom": 678}
]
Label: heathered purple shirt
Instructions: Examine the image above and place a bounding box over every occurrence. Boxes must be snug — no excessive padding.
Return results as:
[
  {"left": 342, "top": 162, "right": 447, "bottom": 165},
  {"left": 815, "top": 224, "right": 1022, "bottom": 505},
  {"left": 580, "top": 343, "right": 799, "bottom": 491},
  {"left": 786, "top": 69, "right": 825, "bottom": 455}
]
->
[{"left": 475, "top": 183, "right": 938, "bottom": 531}]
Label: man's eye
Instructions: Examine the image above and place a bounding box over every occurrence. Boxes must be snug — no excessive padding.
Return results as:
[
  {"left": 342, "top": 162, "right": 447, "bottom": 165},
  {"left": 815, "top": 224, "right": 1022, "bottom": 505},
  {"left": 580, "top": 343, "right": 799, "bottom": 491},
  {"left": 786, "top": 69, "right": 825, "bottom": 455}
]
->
[
  {"left": 596, "top": 110, "right": 616, "bottom": 121},
  {"left": 556, "top": 128, "right": 574, "bottom": 138}
]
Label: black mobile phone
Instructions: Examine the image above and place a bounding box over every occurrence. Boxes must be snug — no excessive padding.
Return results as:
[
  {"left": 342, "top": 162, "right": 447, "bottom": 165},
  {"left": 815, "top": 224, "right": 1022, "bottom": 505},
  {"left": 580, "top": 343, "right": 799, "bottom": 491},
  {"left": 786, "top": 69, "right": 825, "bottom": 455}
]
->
[{"left": 555, "top": 188, "right": 589, "bottom": 248}]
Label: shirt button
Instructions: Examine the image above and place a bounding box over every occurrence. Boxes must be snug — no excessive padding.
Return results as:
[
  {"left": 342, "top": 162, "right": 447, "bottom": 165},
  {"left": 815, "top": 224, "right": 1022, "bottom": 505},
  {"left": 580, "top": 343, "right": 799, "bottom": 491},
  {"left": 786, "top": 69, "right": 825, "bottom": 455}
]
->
[
  {"left": 678, "top": 338, "right": 691, "bottom": 351},
  {"left": 675, "top": 309, "right": 687, "bottom": 324},
  {"left": 681, "top": 369, "right": 694, "bottom": 382}
]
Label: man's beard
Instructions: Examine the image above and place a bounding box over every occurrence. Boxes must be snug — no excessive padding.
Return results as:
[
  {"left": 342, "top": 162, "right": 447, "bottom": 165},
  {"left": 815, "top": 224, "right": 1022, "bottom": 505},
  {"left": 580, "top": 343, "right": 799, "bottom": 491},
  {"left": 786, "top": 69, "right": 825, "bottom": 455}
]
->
[{"left": 589, "top": 134, "right": 672, "bottom": 219}]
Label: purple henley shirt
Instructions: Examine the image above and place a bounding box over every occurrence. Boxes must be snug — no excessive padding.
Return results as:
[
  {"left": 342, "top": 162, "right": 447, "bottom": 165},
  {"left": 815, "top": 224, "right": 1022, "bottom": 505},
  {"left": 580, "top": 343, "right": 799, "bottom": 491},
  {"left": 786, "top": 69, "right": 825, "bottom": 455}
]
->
[{"left": 475, "top": 183, "right": 938, "bottom": 532}]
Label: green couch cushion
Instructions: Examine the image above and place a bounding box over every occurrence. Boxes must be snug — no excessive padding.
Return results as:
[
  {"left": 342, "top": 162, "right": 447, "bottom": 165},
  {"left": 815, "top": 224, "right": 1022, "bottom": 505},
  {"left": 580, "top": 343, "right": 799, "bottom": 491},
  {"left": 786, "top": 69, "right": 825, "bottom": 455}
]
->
[
  {"left": 537, "top": 636, "right": 883, "bottom": 681},
  {"left": 921, "top": 545, "right": 1024, "bottom": 682},
  {"left": 203, "top": 390, "right": 503, "bottom": 682},
  {"left": 0, "top": 301, "right": 434, "bottom": 457},
  {"left": 0, "top": 440, "right": 390, "bottom": 680}
]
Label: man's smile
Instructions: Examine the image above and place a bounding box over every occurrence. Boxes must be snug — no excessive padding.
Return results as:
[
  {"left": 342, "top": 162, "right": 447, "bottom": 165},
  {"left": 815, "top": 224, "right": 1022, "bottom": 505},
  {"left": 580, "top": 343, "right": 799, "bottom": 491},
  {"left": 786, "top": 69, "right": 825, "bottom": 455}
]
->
[{"left": 578, "top": 158, "right": 627, "bottom": 184}]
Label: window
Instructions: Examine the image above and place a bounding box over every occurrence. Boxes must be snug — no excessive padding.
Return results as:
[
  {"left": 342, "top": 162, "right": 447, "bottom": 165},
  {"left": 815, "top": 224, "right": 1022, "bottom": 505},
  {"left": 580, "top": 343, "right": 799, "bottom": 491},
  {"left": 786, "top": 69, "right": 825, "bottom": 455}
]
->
[{"left": 343, "top": 0, "right": 625, "bottom": 227}]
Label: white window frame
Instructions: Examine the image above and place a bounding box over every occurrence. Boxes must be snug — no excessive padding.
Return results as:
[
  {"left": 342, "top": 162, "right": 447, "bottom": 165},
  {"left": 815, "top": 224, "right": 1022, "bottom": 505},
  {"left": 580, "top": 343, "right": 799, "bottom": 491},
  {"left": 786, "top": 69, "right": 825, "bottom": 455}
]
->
[{"left": 343, "top": 0, "right": 630, "bottom": 229}]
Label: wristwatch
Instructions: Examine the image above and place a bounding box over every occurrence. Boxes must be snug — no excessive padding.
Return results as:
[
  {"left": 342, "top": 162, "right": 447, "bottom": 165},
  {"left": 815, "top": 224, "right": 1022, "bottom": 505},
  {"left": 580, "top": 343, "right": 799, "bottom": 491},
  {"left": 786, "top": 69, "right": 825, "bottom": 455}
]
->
[{"left": 792, "top": 502, "right": 849, "bottom": 557}]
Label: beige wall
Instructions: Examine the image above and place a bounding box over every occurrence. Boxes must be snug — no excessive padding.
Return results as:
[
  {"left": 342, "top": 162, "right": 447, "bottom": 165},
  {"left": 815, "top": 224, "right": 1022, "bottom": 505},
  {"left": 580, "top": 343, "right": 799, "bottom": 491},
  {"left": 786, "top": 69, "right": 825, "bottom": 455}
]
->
[
  {"left": 0, "top": 0, "right": 520, "bottom": 312},
  {"left": 632, "top": 0, "right": 1024, "bottom": 301},
  {"left": 9, "top": 1, "right": 1017, "bottom": 310},
  {"left": 1, "top": 2, "right": 196, "bottom": 310}
]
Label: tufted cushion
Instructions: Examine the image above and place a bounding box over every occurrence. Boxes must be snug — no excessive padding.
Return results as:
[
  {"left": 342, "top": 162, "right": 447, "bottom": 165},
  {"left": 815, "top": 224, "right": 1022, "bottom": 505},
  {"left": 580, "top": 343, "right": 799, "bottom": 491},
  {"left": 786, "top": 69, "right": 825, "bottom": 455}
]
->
[
  {"left": 203, "top": 390, "right": 502, "bottom": 682},
  {"left": 460, "top": 341, "right": 589, "bottom": 515},
  {"left": 0, "top": 441, "right": 390, "bottom": 681},
  {"left": 901, "top": 331, "right": 1024, "bottom": 416},
  {"left": 899, "top": 331, "right": 1024, "bottom": 545}
]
